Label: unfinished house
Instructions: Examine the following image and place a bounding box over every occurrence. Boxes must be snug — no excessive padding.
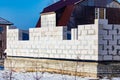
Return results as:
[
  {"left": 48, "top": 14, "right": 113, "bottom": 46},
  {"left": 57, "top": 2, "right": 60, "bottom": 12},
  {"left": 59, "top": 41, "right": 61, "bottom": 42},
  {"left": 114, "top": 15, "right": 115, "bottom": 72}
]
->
[{"left": 5, "top": 0, "right": 120, "bottom": 78}]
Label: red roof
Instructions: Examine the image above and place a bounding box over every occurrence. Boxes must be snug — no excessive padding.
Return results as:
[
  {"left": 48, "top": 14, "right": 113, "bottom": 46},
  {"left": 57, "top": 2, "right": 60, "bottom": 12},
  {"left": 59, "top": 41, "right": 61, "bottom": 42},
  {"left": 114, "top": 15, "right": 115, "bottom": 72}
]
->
[
  {"left": 42, "top": 0, "right": 83, "bottom": 13},
  {"left": 58, "top": 5, "right": 75, "bottom": 26},
  {"left": 36, "top": 0, "right": 119, "bottom": 28},
  {"left": 36, "top": 17, "right": 41, "bottom": 28},
  {"left": 36, "top": 0, "right": 79, "bottom": 27}
]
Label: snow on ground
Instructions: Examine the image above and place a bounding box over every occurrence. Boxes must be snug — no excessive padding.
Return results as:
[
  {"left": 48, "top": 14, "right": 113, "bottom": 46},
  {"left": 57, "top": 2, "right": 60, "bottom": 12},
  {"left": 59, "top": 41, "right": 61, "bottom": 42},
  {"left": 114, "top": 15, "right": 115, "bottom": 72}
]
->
[
  {"left": 0, "top": 70, "right": 119, "bottom": 80},
  {"left": 0, "top": 70, "right": 91, "bottom": 80}
]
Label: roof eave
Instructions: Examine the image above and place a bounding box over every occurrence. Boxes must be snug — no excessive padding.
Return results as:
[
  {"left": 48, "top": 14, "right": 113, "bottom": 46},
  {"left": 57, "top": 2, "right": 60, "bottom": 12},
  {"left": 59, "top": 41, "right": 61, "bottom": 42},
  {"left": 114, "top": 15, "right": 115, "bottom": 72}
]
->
[{"left": 0, "top": 23, "right": 13, "bottom": 25}]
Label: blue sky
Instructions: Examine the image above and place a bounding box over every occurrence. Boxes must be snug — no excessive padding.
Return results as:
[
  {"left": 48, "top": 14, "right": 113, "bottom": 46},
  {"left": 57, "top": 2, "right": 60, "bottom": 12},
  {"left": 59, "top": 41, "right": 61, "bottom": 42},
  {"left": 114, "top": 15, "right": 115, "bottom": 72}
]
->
[
  {"left": 0, "top": 0, "right": 59, "bottom": 30},
  {"left": 0, "top": 0, "right": 120, "bottom": 30}
]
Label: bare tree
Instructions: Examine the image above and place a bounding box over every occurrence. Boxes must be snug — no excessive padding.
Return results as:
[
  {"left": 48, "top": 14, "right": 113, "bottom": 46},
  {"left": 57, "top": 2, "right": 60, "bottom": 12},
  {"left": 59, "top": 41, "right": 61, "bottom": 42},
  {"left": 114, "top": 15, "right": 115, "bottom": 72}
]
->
[
  {"left": 2, "top": 70, "right": 17, "bottom": 80},
  {"left": 74, "top": 56, "right": 80, "bottom": 80},
  {"left": 58, "top": 62, "right": 67, "bottom": 80},
  {"left": 32, "top": 59, "right": 45, "bottom": 80},
  {"left": 1, "top": 56, "right": 19, "bottom": 80}
]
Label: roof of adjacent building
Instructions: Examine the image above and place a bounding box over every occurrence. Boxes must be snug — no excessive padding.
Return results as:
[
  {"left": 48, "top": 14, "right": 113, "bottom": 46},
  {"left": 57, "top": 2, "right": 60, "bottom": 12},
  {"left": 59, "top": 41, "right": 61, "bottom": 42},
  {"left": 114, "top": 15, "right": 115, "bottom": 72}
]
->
[{"left": 0, "top": 17, "right": 13, "bottom": 25}]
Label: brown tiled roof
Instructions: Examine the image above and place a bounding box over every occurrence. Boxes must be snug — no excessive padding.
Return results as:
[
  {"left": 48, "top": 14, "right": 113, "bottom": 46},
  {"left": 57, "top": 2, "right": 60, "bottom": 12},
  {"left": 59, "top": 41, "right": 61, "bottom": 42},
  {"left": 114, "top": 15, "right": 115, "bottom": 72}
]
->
[
  {"left": 58, "top": 5, "right": 75, "bottom": 26},
  {"left": 36, "top": 17, "right": 41, "bottom": 28},
  {"left": 36, "top": 5, "right": 74, "bottom": 27},
  {"left": 36, "top": 0, "right": 80, "bottom": 27},
  {"left": 36, "top": 0, "right": 120, "bottom": 28},
  {"left": 42, "top": 0, "right": 83, "bottom": 13}
]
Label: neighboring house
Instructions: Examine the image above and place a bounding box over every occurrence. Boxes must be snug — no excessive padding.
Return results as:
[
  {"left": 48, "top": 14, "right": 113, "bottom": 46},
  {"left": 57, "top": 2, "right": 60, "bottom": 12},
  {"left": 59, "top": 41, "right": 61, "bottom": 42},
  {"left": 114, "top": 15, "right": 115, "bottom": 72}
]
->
[
  {"left": 0, "top": 17, "right": 13, "bottom": 58},
  {"left": 36, "top": 0, "right": 120, "bottom": 30}
]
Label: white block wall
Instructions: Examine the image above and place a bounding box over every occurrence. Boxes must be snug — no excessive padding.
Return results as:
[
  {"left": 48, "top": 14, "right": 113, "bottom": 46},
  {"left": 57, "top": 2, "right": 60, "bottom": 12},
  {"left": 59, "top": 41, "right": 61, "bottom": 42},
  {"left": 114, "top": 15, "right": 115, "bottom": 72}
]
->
[
  {"left": 5, "top": 19, "right": 99, "bottom": 61},
  {"left": 5, "top": 19, "right": 120, "bottom": 61},
  {"left": 41, "top": 12, "right": 56, "bottom": 27},
  {"left": 29, "top": 27, "right": 67, "bottom": 40}
]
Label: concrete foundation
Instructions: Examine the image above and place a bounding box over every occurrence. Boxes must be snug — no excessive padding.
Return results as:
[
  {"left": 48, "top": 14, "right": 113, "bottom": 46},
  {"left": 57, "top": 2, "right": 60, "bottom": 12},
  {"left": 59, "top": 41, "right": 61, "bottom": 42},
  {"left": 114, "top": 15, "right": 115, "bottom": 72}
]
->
[{"left": 4, "top": 57, "right": 120, "bottom": 78}]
